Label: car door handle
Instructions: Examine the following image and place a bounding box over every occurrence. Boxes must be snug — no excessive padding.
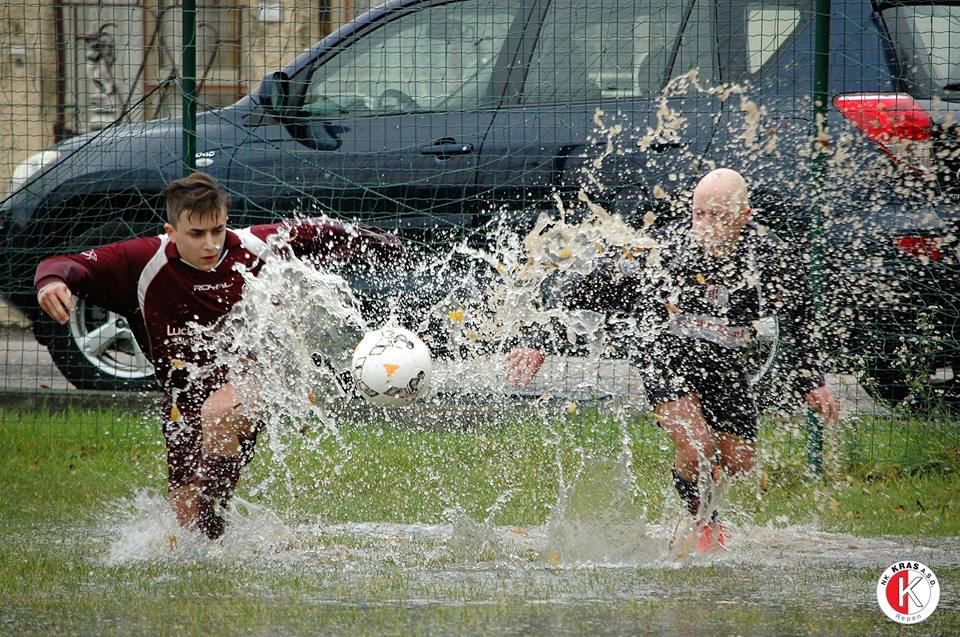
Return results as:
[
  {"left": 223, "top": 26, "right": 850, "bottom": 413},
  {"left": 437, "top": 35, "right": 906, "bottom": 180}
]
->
[
  {"left": 419, "top": 142, "right": 474, "bottom": 159},
  {"left": 649, "top": 139, "right": 685, "bottom": 152}
]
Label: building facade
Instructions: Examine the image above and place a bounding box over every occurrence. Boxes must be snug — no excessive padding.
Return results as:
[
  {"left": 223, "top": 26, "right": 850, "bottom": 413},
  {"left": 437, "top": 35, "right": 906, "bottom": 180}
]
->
[{"left": 1, "top": 0, "right": 375, "bottom": 190}]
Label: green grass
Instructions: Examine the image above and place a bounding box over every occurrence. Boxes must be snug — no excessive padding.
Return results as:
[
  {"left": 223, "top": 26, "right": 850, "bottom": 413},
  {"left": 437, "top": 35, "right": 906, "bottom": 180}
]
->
[
  {"left": 3, "top": 406, "right": 959, "bottom": 534},
  {"left": 244, "top": 409, "right": 960, "bottom": 536},
  {"left": 1, "top": 406, "right": 958, "bottom": 635}
]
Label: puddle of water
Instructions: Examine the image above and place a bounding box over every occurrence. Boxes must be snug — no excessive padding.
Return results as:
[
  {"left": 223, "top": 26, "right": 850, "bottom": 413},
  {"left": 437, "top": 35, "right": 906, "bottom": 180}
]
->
[
  {"left": 41, "top": 479, "right": 949, "bottom": 636},
  {"left": 100, "top": 489, "right": 960, "bottom": 574}
]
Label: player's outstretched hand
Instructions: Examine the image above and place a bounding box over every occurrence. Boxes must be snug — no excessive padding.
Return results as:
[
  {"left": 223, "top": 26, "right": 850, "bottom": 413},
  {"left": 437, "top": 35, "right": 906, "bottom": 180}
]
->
[
  {"left": 37, "top": 280, "right": 76, "bottom": 325},
  {"left": 506, "top": 347, "right": 545, "bottom": 388},
  {"left": 805, "top": 384, "right": 840, "bottom": 423}
]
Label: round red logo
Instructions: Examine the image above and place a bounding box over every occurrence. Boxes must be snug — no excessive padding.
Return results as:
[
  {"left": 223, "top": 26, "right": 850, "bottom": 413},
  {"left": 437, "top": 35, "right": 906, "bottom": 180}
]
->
[{"left": 876, "top": 561, "right": 940, "bottom": 624}]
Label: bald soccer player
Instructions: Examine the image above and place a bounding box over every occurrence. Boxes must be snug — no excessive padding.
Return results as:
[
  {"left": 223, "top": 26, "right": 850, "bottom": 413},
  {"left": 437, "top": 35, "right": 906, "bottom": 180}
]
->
[{"left": 507, "top": 168, "right": 838, "bottom": 552}]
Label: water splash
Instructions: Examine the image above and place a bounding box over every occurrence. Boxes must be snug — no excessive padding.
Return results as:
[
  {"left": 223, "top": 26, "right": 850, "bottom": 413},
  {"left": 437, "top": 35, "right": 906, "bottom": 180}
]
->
[
  {"left": 541, "top": 456, "right": 661, "bottom": 565},
  {"left": 130, "top": 71, "right": 957, "bottom": 565},
  {"left": 98, "top": 490, "right": 960, "bottom": 571},
  {"left": 101, "top": 489, "right": 296, "bottom": 566},
  {"left": 190, "top": 231, "right": 369, "bottom": 494}
]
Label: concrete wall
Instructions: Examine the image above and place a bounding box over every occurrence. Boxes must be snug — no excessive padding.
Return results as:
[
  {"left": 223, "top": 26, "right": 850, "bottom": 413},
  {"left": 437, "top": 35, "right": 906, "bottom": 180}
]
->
[{"left": 0, "top": 1, "right": 58, "bottom": 196}]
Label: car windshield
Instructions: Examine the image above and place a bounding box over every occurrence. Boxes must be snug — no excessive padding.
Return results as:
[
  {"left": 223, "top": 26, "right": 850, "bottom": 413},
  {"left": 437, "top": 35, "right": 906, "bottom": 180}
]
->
[
  {"left": 884, "top": 4, "right": 960, "bottom": 97},
  {"left": 304, "top": 0, "right": 516, "bottom": 116}
]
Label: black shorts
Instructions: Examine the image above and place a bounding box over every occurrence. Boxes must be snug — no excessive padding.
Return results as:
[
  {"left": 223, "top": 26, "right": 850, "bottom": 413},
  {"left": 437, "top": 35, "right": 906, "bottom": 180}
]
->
[{"left": 640, "top": 334, "right": 758, "bottom": 441}]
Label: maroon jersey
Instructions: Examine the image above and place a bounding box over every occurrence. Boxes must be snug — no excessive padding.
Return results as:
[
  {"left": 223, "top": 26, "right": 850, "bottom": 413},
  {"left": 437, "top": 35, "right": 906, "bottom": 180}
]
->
[
  {"left": 35, "top": 219, "right": 399, "bottom": 390},
  {"left": 36, "top": 218, "right": 398, "bottom": 493}
]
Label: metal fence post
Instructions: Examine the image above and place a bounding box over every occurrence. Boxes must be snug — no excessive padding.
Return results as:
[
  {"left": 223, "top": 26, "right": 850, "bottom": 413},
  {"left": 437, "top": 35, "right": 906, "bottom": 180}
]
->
[
  {"left": 182, "top": 0, "right": 197, "bottom": 175},
  {"left": 807, "top": 0, "right": 832, "bottom": 475}
]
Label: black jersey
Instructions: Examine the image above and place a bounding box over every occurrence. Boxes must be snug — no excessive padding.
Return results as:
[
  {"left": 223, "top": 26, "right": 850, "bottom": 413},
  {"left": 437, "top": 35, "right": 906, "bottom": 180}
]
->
[{"left": 531, "top": 218, "right": 825, "bottom": 399}]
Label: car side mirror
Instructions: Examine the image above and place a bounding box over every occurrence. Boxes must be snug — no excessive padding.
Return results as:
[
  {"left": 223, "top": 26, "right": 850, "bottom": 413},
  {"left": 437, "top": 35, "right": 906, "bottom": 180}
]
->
[{"left": 255, "top": 71, "right": 289, "bottom": 115}]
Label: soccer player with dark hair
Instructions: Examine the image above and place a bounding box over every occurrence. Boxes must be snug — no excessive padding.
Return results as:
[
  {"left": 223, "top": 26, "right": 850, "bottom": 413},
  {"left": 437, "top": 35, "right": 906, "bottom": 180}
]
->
[{"left": 36, "top": 172, "right": 400, "bottom": 539}]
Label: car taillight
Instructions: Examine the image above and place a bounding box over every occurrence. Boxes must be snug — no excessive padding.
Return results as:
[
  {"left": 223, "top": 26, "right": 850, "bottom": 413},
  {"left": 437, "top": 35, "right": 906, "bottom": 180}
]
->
[
  {"left": 895, "top": 235, "right": 941, "bottom": 261},
  {"left": 833, "top": 93, "right": 932, "bottom": 172}
]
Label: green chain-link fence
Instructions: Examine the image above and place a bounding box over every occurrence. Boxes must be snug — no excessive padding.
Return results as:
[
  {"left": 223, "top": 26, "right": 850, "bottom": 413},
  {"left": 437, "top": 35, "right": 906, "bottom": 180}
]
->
[{"left": 1, "top": 1, "right": 958, "bottom": 468}]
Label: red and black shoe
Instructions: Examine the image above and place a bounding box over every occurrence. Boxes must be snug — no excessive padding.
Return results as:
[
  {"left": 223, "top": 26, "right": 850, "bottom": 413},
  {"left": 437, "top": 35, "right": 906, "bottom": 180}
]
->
[{"left": 695, "top": 521, "right": 729, "bottom": 553}]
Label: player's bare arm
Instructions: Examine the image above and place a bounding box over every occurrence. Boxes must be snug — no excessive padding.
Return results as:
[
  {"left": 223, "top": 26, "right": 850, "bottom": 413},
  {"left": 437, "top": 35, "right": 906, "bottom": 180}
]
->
[{"left": 506, "top": 347, "right": 545, "bottom": 388}]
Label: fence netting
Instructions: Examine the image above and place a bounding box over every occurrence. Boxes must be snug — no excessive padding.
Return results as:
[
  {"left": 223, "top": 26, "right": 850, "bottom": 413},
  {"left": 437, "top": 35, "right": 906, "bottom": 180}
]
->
[{"left": 1, "top": 0, "right": 958, "bottom": 470}]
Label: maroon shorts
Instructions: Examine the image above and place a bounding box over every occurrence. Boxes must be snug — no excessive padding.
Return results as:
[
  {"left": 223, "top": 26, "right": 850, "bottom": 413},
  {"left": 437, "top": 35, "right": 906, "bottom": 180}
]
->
[{"left": 160, "top": 379, "right": 262, "bottom": 490}]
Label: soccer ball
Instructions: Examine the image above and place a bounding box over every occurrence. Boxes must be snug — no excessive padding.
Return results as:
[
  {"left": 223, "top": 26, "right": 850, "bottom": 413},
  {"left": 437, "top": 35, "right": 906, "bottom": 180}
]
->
[{"left": 351, "top": 327, "right": 432, "bottom": 407}]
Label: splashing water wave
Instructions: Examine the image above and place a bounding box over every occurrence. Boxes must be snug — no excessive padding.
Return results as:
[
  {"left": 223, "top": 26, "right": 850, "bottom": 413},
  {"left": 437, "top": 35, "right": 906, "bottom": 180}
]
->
[
  {"left": 99, "top": 490, "right": 960, "bottom": 572},
  {"left": 102, "top": 490, "right": 297, "bottom": 566}
]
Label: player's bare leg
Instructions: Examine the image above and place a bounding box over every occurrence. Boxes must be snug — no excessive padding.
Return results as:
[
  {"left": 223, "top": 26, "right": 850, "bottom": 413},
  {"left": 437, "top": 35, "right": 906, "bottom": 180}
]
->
[
  {"left": 168, "top": 482, "right": 202, "bottom": 528},
  {"left": 716, "top": 432, "right": 755, "bottom": 478},
  {"left": 191, "top": 382, "right": 261, "bottom": 538},
  {"left": 656, "top": 393, "right": 714, "bottom": 487},
  {"left": 657, "top": 394, "right": 728, "bottom": 553},
  {"left": 664, "top": 432, "right": 756, "bottom": 554},
  {"left": 201, "top": 383, "right": 251, "bottom": 457}
]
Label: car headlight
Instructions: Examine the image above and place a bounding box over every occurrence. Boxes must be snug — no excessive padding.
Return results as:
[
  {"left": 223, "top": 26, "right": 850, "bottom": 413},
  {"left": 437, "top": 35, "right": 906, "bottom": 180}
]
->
[{"left": 5, "top": 149, "right": 62, "bottom": 198}]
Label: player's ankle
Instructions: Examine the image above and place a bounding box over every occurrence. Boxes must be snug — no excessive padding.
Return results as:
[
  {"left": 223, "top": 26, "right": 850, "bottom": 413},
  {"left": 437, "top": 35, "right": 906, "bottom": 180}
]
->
[
  {"left": 195, "top": 496, "right": 225, "bottom": 540},
  {"left": 672, "top": 467, "right": 701, "bottom": 515}
]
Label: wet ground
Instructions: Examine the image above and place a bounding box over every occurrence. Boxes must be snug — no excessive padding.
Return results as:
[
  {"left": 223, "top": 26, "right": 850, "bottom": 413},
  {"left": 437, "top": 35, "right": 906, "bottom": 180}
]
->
[
  {"left": 49, "top": 491, "right": 953, "bottom": 635},
  {"left": 104, "top": 490, "right": 960, "bottom": 571}
]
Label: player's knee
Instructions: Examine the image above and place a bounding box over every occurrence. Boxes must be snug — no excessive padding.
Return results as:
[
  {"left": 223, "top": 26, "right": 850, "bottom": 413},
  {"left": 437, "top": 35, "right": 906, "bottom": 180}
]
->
[
  {"left": 675, "top": 442, "right": 714, "bottom": 478},
  {"left": 719, "top": 444, "right": 755, "bottom": 477},
  {"left": 676, "top": 427, "right": 714, "bottom": 459},
  {"left": 200, "top": 394, "right": 222, "bottom": 424},
  {"left": 723, "top": 459, "right": 753, "bottom": 479},
  {"left": 674, "top": 455, "right": 699, "bottom": 481},
  {"left": 201, "top": 403, "right": 242, "bottom": 456},
  {"left": 668, "top": 432, "right": 714, "bottom": 478},
  {"left": 203, "top": 426, "right": 239, "bottom": 457},
  {"left": 657, "top": 394, "right": 698, "bottom": 420}
]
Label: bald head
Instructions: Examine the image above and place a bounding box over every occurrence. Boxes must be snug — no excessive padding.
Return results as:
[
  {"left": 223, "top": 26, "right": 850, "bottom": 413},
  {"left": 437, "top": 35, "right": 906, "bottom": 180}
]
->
[
  {"left": 691, "top": 168, "right": 752, "bottom": 250},
  {"left": 693, "top": 168, "right": 749, "bottom": 211}
]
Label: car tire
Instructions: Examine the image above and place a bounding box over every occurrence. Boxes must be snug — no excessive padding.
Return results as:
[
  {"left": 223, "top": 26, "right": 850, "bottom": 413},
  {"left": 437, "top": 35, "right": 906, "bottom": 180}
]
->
[{"left": 43, "top": 296, "right": 156, "bottom": 391}]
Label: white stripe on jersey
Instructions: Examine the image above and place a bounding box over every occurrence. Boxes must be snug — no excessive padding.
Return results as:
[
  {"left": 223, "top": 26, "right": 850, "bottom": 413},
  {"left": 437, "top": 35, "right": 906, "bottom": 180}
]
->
[
  {"left": 137, "top": 234, "right": 170, "bottom": 311},
  {"left": 235, "top": 227, "right": 270, "bottom": 262}
]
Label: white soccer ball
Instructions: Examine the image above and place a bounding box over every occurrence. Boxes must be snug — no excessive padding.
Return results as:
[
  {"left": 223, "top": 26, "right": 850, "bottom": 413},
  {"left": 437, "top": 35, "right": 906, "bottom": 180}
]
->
[{"left": 351, "top": 327, "right": 432, "bottom": 407}]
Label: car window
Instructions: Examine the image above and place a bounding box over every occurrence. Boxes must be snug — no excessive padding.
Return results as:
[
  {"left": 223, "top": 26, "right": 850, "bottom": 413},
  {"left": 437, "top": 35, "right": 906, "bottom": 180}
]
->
[
  {"left": 673, "top": 1, "right": 719, "bottom": 85},
  {"left": 885, "top": 4, "right": 960, "bottom": 97},
  {"left": 521, "top": 0, "right": 690, "bottom": 104},
  {"left": 745, "top": 5, "right": 802, "bottom": 74},
  {"left": 718, "top": 1, "right": 809, "bottom": 80},
  {"left": 304, "top": 0, "right": 516, "bottom": 117}
]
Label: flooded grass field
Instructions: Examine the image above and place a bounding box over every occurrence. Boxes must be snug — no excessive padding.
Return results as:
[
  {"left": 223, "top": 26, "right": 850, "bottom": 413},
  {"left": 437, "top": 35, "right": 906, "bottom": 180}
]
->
[{"left": 2, "top": 408, "right": 958, "bottom": 635}]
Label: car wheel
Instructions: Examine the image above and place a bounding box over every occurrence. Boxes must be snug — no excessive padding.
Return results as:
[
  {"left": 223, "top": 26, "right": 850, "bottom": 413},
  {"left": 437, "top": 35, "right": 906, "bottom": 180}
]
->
[{"left": 44, "top": 296, "right": 156, "bottom": 391}]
